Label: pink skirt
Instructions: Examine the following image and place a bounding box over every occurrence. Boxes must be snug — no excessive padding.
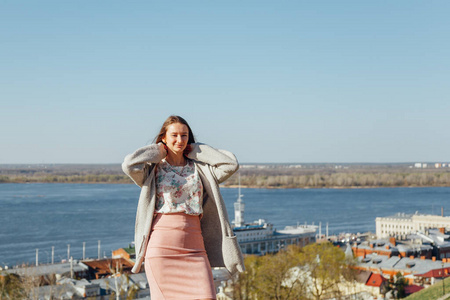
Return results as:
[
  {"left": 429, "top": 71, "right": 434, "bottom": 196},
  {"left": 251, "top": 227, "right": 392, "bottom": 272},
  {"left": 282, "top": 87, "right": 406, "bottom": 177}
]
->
[{"left": 144, "top": 213, "right": 216, "bottom": 300}]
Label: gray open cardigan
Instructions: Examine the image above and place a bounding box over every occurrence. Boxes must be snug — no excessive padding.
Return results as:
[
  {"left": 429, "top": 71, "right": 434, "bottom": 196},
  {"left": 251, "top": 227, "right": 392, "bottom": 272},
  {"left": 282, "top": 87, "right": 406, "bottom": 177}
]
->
[{"left": 122, "top": 143, "right": 245, "bottom": 275}]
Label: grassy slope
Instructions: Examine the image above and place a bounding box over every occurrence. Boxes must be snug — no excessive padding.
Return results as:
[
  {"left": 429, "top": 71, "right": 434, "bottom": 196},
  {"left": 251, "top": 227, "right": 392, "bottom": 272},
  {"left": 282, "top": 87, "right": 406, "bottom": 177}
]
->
[{"left": 405, "top": 277, "right": 450, "bottom": 300}]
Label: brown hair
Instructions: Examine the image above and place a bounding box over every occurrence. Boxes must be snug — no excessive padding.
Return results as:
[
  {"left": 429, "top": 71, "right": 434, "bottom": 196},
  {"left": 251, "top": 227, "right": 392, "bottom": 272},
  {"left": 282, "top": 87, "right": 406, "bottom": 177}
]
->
[{"left": 154, "top": 115, "right": 196, "bottom": 145}]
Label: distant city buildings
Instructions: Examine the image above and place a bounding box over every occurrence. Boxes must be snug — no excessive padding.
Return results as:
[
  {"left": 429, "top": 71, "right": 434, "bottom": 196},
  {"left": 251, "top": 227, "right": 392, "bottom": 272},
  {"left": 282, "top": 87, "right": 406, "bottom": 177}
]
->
[
  {"left": 345, "top": 209, "right": 450, "bottom": 298},
  {"left": 353, "top": 217, "right": 450, "bottom": 294},
  {"left": 1, "top": 258, "right": 234, "bottom": 299},
  {"left": 1, "top": 258, "right": 150, "bottom": 299},
  {"left": 376, "top": 212, "right": 450, "bottom": 240},
  {"left": 413, "top": 162, "right": 450, "bottom": 169},
  {"left": 355, "top": 253, "right": 450, "bottom": 287}
]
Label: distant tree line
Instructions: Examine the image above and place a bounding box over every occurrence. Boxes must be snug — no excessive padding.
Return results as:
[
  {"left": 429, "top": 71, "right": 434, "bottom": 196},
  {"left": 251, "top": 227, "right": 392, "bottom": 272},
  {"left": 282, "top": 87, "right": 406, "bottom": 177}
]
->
[
  {"left": 224, "top": 172, "right": 450, "bottom": 188},
  {"left": 1, "top": 164, "right": 450, "bottom": 188},
  {"left": 0, "top": 174, "right": 130, "bottom": 184}
]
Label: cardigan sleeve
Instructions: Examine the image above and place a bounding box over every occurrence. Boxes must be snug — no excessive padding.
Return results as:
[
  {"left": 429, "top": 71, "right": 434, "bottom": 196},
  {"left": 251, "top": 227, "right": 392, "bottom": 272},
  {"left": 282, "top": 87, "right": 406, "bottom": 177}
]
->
[
  {"left": 187, "top": 143, "right": 239, "bottom": 184},
  {"left": 122, "top": 143, "right": 167, "bottom": 187}
]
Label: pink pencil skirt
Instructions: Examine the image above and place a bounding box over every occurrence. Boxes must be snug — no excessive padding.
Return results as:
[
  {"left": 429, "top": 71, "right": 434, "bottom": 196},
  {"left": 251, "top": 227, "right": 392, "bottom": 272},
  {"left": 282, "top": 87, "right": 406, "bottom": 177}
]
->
[{"left": 144, "top": 213, "right": 216, "bottom": 300}]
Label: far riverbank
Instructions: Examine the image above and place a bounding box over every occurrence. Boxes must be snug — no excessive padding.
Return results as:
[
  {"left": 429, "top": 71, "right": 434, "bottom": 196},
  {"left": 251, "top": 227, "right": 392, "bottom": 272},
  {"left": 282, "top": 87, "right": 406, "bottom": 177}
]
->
[
  {"left": 2, "top": 174, "right": 450, "bottom": 189},
  {"left": 2, "top": 163, "right": 450, "bottom": 189}
]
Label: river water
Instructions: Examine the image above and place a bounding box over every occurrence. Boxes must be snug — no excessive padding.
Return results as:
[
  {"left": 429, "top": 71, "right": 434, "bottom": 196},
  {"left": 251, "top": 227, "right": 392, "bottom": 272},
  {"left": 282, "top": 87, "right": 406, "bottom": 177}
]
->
[{"left": 1, "top": 183, "right": 449, "bottom": 266}]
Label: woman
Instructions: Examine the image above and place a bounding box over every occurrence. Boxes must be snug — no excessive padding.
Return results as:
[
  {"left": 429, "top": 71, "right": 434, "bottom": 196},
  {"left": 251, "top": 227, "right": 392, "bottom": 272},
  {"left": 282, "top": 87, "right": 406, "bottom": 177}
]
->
[{"left": 122, "top": 115, "right": 244, "bottom": 300}]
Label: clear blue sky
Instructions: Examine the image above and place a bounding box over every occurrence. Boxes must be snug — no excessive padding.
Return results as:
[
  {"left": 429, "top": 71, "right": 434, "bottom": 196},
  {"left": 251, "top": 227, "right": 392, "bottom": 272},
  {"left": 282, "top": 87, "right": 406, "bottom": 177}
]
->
[{"left": 1, "top": 1, "right": 449, "bottom": 164}]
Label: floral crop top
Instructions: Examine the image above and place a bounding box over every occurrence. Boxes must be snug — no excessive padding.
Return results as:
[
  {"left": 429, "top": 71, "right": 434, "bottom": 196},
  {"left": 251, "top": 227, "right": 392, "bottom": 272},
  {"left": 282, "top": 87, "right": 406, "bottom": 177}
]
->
[{"left": 155, "top": 158, "right": 203, "bottom": 215}]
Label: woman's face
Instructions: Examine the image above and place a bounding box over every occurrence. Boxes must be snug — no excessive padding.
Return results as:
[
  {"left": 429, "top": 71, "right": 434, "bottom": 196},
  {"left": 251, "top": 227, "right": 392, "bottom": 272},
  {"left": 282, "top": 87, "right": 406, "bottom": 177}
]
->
[{"left": 162, "top": 123, "right": 189, "bottom": 155}]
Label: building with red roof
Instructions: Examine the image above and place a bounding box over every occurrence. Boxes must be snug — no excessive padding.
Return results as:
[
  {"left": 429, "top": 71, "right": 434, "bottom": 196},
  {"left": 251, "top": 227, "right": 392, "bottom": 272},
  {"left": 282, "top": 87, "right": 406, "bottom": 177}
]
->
[{"left": 366, "top": 273, "right": 388, "bottom": 287}]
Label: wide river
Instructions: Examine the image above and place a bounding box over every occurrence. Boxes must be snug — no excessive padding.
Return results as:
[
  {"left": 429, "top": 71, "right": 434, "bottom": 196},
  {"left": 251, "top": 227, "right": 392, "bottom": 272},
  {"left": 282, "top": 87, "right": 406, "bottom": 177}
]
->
[{"left": 1, "top": 183, "right": 449, "bottom": 266}]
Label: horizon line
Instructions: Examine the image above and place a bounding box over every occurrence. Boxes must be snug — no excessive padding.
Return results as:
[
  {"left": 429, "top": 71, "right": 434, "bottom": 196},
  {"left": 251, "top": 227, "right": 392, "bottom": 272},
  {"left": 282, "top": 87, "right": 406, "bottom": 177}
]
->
[{"left": 0, "top": 161, "right": 448, "bottom": 166}]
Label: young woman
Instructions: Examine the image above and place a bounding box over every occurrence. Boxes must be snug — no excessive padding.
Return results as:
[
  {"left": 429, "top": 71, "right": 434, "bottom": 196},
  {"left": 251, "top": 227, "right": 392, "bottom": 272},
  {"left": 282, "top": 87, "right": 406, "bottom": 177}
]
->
[{"left": 122, "top": 115, "right": 244, "bottom": 300}]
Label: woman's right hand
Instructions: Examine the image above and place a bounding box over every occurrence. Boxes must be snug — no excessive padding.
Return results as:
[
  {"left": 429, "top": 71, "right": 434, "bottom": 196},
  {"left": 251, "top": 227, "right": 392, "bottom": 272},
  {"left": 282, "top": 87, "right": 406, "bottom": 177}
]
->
[{"left": 159, "top": 142, "right": 168, "bottom": 156}]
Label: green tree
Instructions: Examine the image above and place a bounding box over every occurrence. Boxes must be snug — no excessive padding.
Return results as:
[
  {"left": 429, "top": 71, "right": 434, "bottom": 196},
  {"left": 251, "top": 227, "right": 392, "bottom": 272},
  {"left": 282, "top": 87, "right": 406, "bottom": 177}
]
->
[
  {"left": 0, "top": 273, "right": 25, "bottom": 300},
  {"left": 232, "top": 255, "right": 261, "bottom": 300},
  {"left": 394, "top": 272, "right": 407, "bottom": 299},
  {"left": 297, "top": 242, "right": 351, "bottom": 300},
  {"left": 252, "top": 246, "right": 308, "bottom": 300},
  {"left": 231, "top": 243, "right": 354, "bottom": 300}
]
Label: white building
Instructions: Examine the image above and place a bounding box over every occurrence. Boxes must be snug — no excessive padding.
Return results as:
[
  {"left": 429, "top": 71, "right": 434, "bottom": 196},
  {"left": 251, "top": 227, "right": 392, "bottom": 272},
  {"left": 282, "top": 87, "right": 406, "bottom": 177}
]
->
[{"left": 376, "top": 212, "right": 450, "bottom": 238}]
